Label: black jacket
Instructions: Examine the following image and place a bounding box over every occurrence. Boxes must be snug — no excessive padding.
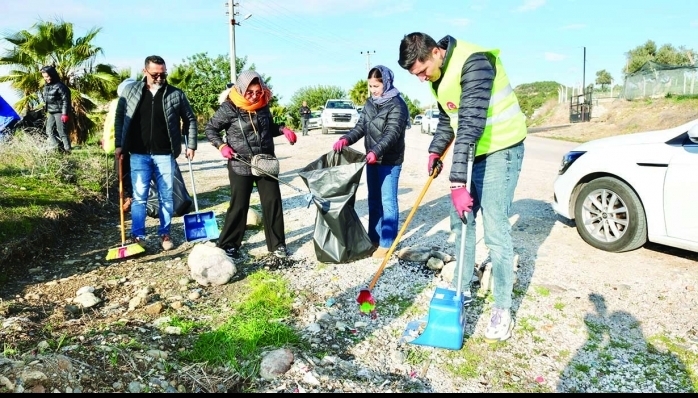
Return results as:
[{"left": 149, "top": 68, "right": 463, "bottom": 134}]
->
[
  {"left": 341, "top": 95, "right": 408, "bottom": 166},
  {"left": 42, "top": 67, "right": 71, "bottom": 115},
  {"left": 115, "top": 80, "right": 198, "bottom": 158},
  {"left": 204, "top": 99, "right": 284, "bottom": 176},
  {"left": 428, "top": 35, "right": 506, "bottom": 184},
  {"left": 300, "top": 106, "right": 311, "bottom": 120}
]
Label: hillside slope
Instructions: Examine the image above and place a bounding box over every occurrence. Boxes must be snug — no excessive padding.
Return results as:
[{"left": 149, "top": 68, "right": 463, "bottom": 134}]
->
[{"left": 529, "top": 96, "right": 698, "bottom": 142}]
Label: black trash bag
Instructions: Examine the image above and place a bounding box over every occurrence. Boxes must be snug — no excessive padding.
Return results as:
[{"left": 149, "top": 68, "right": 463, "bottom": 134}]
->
[
  {"left": 146, "top": 162, "right": 193, "bottom": 218},
  {"left": 298, "top": 147, "right": 374, "bottom": 263}
]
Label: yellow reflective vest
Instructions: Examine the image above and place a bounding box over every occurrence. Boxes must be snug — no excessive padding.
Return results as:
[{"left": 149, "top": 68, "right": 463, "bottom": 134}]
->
[{"left": 432, "top": 40, "right": 527, "bottom": 156}]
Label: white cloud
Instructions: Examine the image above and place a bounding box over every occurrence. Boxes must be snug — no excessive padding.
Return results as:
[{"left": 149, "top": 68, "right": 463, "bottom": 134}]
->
[
  {"left": 371, "top": 1, "right": 414, "bottom": 17},
  {"left": 516, "top": 0, "right": 546, "bottom": 12},
  {"left": 470, "top": 0, "right": 489, "bottom": 11},
  {"left": 691, "top": 20, "right": 698, "bottom": 27},
  {"left": 561, "top": 23, "right": 586, "bottom": 30},
  {"left": 544, "top": 52, "right": 566, "bottom": 61},
  {"left": 449, "top": 18, "right": 471, "bottom": 27}
]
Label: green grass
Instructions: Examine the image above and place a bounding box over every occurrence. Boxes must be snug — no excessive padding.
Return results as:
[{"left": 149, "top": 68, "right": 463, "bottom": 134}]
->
[
  {"left": 180, "top": 270, "right": 303, "bottom": 379},
  {"left": 0, "top": 130, "right": 105, "bottom": 247},
  {"left": 533, "top": 285, "right": 551, "bottom": 297}
]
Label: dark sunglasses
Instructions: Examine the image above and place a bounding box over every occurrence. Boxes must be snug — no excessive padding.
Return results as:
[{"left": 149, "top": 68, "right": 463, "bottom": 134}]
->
[{"left": 146, "top": 71, "right": 168, "bottom": 80}]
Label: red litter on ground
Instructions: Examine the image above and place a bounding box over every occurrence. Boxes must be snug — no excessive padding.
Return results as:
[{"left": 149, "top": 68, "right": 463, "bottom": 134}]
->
[{"left": 535, "top": 376, "right": 545, "bottom": 384}]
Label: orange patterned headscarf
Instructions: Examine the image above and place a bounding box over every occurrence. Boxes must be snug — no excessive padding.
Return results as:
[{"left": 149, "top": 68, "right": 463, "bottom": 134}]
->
[{"left": 228, "top": 70, "right": 272, "bottom": 111}]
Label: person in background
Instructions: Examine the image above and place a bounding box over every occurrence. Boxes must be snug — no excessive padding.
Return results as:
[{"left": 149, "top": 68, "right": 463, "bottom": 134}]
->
[
  {"left": 40, "top": 65, "right": 72, "bottom": 153},
  {"left": 398, "top": 32, "right": 526, "bottom": 343},
  {"left": 103, "top": 78, "right": 136, "bottom": 211},
  {"left": 299, "top": 100, "right": 311, "bottom": 136},
  {"left": 331, "top": 65, "right": 409, "bottom": 259},
  {"left": 204, "top": 70, "right": 297, "bottom": 260},
  {"left": 114, "top": 55, "right": 198, "bottom": 252}
]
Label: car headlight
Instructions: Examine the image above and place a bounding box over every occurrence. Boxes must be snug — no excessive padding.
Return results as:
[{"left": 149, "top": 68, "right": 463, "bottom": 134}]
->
[{"left": 558, "top": 151, "right": 586, "bottom": 175}]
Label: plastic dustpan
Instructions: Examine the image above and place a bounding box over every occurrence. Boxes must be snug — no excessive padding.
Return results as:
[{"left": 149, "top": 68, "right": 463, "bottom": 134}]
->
[
  {"left": 405, "top": 143, "right": 475, "bottom": 350},
  {"left": 406, "top": 224, "right": 468, "bottom": 350},
  {"left": 184, "top": 211, "right": 219, "bottom": 242},
  {"left": 183, "top": 136, "right": 220, "bottom": 243}
]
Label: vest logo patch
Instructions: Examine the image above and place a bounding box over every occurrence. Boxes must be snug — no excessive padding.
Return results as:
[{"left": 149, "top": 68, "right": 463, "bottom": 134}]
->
[{"left": 446, "top": 101, "right": 457, "bottom": 110}]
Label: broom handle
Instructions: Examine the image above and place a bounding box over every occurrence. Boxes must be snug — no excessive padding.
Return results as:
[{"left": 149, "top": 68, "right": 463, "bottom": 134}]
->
[
  {"left": 118, "top": 155, "right": 126, "bottom": 245},
  {"left": 367, "top": 139, "right": 454, "bottom": 291},
  {"left": 455, "top": 143, "right": 475, "bottom": 297},
  {"left": 183, "top": 135, "right": 200, "bottom": 214}
]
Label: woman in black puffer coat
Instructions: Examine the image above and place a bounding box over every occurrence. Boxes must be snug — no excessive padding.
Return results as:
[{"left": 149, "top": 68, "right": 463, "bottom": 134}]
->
[
  {"left": 204, "top": 70, "right": 298, "bottom": 260},
  {"left": 331, "top": 65, "right": 409, "bottom": 258}
]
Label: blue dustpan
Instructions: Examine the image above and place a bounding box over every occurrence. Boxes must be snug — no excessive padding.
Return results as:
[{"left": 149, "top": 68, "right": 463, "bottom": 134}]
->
[
  {"left": 406, "top": 143, "right": 475, "bottom": 350},
  {"left": 183, "top": 136, "right": 220, "bottom": 243}
]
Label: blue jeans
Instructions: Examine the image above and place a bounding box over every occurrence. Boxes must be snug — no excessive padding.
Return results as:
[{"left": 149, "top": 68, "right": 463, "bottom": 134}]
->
[
  {"left": 366, "top": 164, "right": 402, "bottom": 248},
  {"left": 130, "top": 153, "right": 174, "bottom": 238},
  {"left": 451, "top": 142, "right": 524, "bottom": 310}
]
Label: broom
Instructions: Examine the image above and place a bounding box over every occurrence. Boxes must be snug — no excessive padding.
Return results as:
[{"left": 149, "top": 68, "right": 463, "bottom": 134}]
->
[
  {"left": 357, "top": 140, "right": 454, "bottom": 315},
  {"left": 106, "top": 155, "right": 145, "bottom": 260}
]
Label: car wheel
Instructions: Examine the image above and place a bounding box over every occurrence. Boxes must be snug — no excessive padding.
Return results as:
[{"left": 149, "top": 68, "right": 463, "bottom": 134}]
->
[
  {"left": 322, "top": 127, "right": 328, "bottom": 135},
  {"left": 573, "top": 177, "right": 647, "bottom": 253}
]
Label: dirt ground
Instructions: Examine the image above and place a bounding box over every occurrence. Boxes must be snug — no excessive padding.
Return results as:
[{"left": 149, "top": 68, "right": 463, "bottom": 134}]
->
[
  {"left": 530, "top": 97, "right": 698, "bottom": 142},
  {"left": 1, "top": 102, "right": 697, "bottom": 392}
]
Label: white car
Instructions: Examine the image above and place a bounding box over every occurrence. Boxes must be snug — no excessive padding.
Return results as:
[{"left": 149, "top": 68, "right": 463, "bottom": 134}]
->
[
  {"left": 552, "top": 119, "right": 698, "bottom": 253},
  {"left": 321, "top": 99, "right": 359, "bottom": 135},
  {"left": 307, "top": 110, "right": 322, "bottom": 130},
  {"left": 420, "top": 109, "right": 440, "bottom": 135},
  {"left": 413, "top": 115, "right": 423, "bottom": 125}
]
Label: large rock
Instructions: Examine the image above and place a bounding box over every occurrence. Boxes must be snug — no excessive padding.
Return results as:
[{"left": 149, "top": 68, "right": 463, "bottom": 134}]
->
[
  {"left": 259, "top": 348, "right": 294, "bottom": 380},
  {"left": 188, "top": 243, "right": 237, "bottom": 286},
  {"left": 246, "top": 207, "right": 262, "bottom": 227}
]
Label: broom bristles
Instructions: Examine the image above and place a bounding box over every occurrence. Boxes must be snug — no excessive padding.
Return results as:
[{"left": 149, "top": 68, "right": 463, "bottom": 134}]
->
[{"left": 105, "top": 242, "right": 145, "bottom": 260}]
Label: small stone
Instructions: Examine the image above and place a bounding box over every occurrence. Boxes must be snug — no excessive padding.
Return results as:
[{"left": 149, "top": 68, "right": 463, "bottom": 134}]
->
[
  {"left": 170, "top": 301, "right": 183, "bottom": 310},
  {"left": 31, "top": 385, "right": 45, "bottom": 393},
  {"left": 129, "top": 295, "right": 145, "bottom": 310},
  {"left": 128, "top": 381, "right": 142, "bottom": 393},
  {"left": 76, "top": 286, "right": 95, "bottom": 296},
  {"left": 164, "top": 326, "right": 182, "bottom": 335},
  {"left": 145, "top": 302, "right": 164, "bottom": 315},
  {"left": 188, "top": 291, "right": 201, "bottom": 300}
]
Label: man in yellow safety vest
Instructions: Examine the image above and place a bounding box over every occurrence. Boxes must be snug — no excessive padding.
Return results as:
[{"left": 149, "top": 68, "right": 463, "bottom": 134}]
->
[{"left": 398, "top": 32, "right": 527, "bottom": 343}]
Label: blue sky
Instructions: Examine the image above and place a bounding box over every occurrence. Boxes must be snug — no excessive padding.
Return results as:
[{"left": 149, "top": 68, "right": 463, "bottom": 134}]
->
[{"left": 1, "top": 0, "right": 697, "bottom": 109}]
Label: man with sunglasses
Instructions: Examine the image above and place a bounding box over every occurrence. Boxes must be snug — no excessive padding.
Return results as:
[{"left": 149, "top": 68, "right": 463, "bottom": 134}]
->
[{"left": 114, "top": 55, "right": 198, "bottom": 252}]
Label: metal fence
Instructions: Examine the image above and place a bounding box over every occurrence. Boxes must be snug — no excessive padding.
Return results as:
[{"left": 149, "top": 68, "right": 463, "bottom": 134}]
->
[{"left": 622, "top": 61, "right": 698, "bottom": 100}]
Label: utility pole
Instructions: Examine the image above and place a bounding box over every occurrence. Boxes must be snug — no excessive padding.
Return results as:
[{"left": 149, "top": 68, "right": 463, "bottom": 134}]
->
[
  {"left": 582, "top": 46, "right": 586, "bottom": 96},
  {"left": 227, "top": 1, "right": 237, "bottom": 83},
  {"left": 361, "top": 50, "right": 376, "bottom": 73}
]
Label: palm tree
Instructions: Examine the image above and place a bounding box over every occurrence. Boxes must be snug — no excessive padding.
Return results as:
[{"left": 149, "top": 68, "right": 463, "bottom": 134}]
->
[
  {"left": 349, "top": 79, "right": 369, "bottom": 106},
  {"left": 0, "top": 19, "right": 119, "bottom": 143}
]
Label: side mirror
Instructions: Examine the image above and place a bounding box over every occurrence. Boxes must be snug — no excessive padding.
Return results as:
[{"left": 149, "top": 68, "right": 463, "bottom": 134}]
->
[{"left": 689, "top": 124, "right": 698, "bottom": 144}]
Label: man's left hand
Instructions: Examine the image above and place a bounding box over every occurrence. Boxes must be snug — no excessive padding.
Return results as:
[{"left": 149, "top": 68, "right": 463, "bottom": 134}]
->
[
  {"left": 366, "top": 151, "right": 377, "bottom": 164},
  {"left": 186, "top": 149, "right": 195, "bottom": 160},
  {"left": 451, "top": 185, "right": 473, "bottom": 222},
  {"left": 60, "top": 114, "right": 69, "bottom": 123},
  {"left": 282, "top": 127, "right": 297, "bottom": 145}
]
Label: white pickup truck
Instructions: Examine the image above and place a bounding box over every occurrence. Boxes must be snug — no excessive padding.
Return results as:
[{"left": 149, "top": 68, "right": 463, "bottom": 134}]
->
[{"left": 321, "top": 99, "right": 359, "bottom": 135}]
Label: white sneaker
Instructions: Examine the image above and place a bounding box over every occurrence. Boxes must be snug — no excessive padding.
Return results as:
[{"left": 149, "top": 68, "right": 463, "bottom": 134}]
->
[{"left": 484, "top": 307, "right": 513, "bottom": 343}]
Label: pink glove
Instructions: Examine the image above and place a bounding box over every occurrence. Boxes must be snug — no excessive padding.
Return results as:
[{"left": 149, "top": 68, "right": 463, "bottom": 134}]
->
[
  {"left": 333, "top": 138, "right": 349, "bottom": 152},
  {"left": 220, "top": 145, "right": 236, "bottom": 159},
  {"left": 451, "top": 185, "right": 474, "bottom": 221},
  {"left": 428, "top": 152, "right": 442, "bottom": 177},
  {"left": 61, "top": 114, "right": 69, "bottom": 123},
  {"left": 366, "top": 151, "right": 377, "bottom": 165},
  {"left": 282, "top": 127, "right": 297, "bottom": 145}
]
